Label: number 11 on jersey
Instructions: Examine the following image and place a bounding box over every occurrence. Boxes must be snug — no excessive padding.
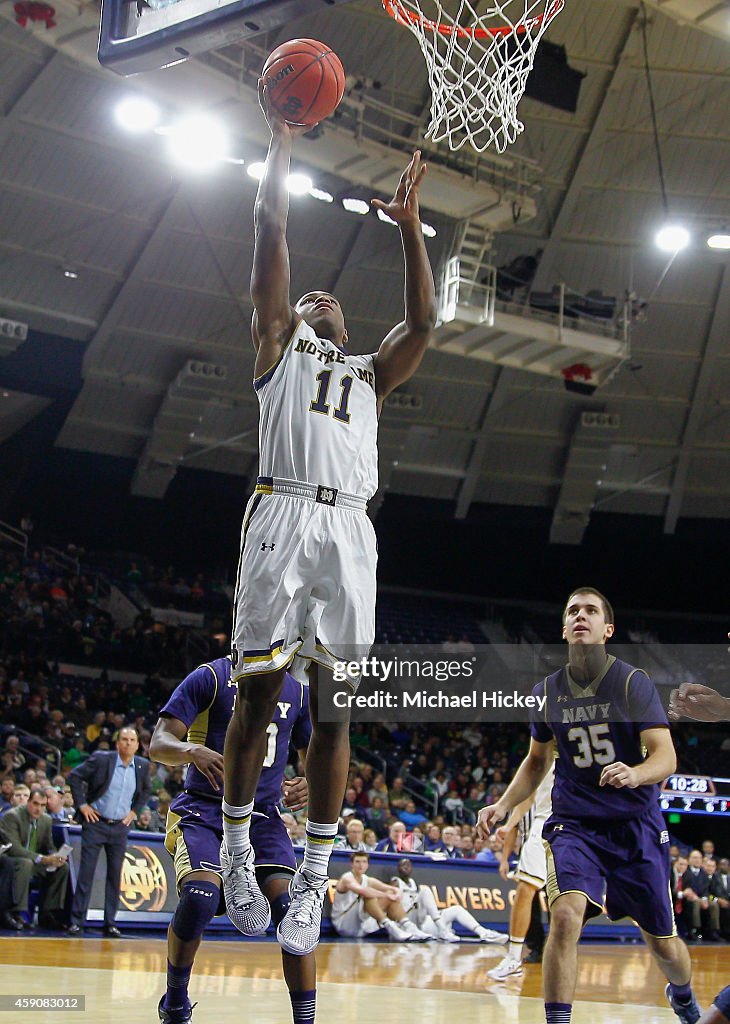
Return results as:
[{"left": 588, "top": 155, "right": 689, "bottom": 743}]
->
[{"left": 310, "top": 369, "right": 353, "bottom": 424}]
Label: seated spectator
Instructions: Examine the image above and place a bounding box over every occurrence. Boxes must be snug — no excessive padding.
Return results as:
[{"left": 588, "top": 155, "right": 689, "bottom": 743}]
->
[
  {"left": 388, "top": 777, "right": 409, "bottom": 812},
  {"left": 400, "top": 800, "right": 428, "bottom": 830},
  {"left": 41, "top": 785, "right": 73, "bottom": 824},
  {"left": 365, "top": 796, "right": 389, "bottom": 838},
  {"left": 375, "top": 821, "right": 407, "bottom": 854},
  {"left": 149, "top": 790, "right": 171, "bottom": 832},
  {"left": 461, "top": 834, "right": 476, "bottom": 859},
  {"left": 443, "top": 785, "right": 465, "bottom": 818},
  {"left": 440, "top": 826, "right": 463, "bottom": 859},
  {"left": 710, "top": 857, "right": 730, "bottom": 940},
  {"left": 7, "top": 785, "right": 30, "bottom": 811},
  {"left": 62, "top": 737, "right": 88, "bottom": 771},
  {"left": 672, "top": 855, "right": 689, "bottom": 936},
  {"left": 701, "top": 839, "right": 717, "bottom": 862},
  {"left": 1, "top": 788, "right": 70, "bottom": 930},
  {"left": 363, "top": 828, "right": 378, "bottom": 851},
  {"left": 682, "top": 849, "right": 718, "bottom": 940},
  {"left": 335, "top": 818, "right": 369, "bottom": 853},
  {"left": 85, "top": 712, "right": 107, "bottom": 745},
  {"left": 368, "top": 772, "right": 389, "bottom": 805},
  {"left": 135, "top": 808, "right": 155, "bottom": 832},
  {"left": 341, "top": 787, "right": 359, "bottom": 817},
  {"left": 423, "top": 824, "right": 447, "bottom": 854},
  {"left": 475, "top": 836, "right": 501, "bottom": 866},
  {"left": 0, "top": 779, "right": 14, "bottom": 814}
]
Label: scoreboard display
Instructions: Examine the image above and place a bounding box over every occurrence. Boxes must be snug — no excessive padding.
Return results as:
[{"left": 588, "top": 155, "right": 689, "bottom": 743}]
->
[{"left": 659, "top": 774, "right": 730, "bottom": 817}]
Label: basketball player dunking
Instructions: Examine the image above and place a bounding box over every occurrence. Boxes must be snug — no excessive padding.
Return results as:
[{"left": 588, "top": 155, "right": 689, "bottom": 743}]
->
[
  {"left": 478, "top": 588, "right": 702, "bottom": 1024},
  {"left": 221, "top": 80, "right": 436, "bottom": 956}
]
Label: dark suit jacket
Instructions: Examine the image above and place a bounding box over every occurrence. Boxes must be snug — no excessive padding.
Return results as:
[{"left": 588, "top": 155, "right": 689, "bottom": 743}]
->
[
  {"left": 710, "top": 871, "right": 730, "bottom": 901},
  {"left": 682, "top": 866, "right": 710, "bottom": 899},
  {"left": 1, "top": 806, "right": 56, "bottom": 860},
  {"left": 68, "top": 751, "right": 151, "bottom": 818}
]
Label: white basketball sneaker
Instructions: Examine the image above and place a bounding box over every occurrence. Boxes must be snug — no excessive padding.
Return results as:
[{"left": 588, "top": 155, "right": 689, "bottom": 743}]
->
[
  {"left": 400, "top": 919, "right": 432, "bottom": 942},
  {"left": 477, "top": 927, "right": 509, "bottom": 944},
  {"left": 383, "top": 918, "right": 412, "bottom": 942},
  {"left": 487, "top": 956, "right": 523, "bottom": 981},
  {"left": 277, "top": 868, "right": 328, "bottom": 956},
  {"left": 219, "top": 840, "right": 271, "bottom": 936},
  {"left": 435, "top": 919, "right": 460, "bottom": 942}
]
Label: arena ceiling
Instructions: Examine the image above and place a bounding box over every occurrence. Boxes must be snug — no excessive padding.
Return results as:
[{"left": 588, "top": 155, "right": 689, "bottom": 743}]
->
[{"left": 0, "top": 0, "right": 728, "bottom": 539}]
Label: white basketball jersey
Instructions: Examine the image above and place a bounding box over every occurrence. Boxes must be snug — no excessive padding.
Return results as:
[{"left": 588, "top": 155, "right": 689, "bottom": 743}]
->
[
  {"left": 255, "top": 319, "right": 379, "bottom": 498},
  {"left": 332, "top": 872, "right": 366, "bottom": 918},
  {"left": 391, "top": 875, "right": 419, "bottom": 914}
]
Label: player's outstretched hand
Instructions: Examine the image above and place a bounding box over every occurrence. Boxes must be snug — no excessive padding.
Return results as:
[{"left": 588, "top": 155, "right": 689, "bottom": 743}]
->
[
  {"left": 599, "top": 762, "right": 639, "bottom": 789},
  {"left": 371, "top": 150, "right": 427, "bottom": 228},
  {"left": 475, "top": 801, "right": 508, "bottom": 840},
  {"left": 258, "top": 78, "right": 317, "bottom": 139},
  {"left": 668, "top": 682, "right": 730, "bottom": 723},
  {"left": 190, "top": 745, "right": 225, "bottom": 791},
  {"left": 282, "top": 776, "right": 308, "bottom": 812}
]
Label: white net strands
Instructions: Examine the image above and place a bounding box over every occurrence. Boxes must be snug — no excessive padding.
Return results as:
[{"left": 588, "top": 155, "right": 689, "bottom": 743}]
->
[{"left": 383, "top": 0, "right": 564, "bottom": 153}]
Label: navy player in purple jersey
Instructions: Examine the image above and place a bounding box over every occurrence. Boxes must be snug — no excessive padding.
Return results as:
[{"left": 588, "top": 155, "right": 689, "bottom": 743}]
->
[
  {"left": 478, "top": 588, "right": 701, "bottom": 1024},
  {"left": 149, "top": 658, "right": 314, "bottom": 1024}
]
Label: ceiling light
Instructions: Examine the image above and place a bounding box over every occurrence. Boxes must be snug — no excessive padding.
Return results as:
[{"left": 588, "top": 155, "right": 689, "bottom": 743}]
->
[
  {"left": 114, "top": 96, "right": 160, "bottom": 132},
  {"left": 287, "top": 173, "right": 313, "bottom": 196},
  {"left": 421, "top": 222, "right": 437, "bottom": 238},
  {"left": 376, "top": 209, "right": 397, "bottom": 226},
  {"left": 62, "top": 267, "right": 79, "bottom": 279},
  {"left": 707, "top": 233, "right": 730, "bottom": 250},
  {"left": 309, "top": 187, "right": 333, "bottom": 203},
  {"left": 655, "top": 224, "right": 690, "bottom": 253},
  {"left": 247, "top": 162, "right": 266, "bottom": 180},
  {"left": 342, "top": 198, "right": 370, "bottom": 215},
  {"left": 167, "top": 115, "right": 228, "bottom": 170}
]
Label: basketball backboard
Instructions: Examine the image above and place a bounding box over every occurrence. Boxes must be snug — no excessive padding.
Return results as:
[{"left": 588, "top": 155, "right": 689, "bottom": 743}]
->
[{"left": 98, "top": 0, "right": 353, "bottom": 76}]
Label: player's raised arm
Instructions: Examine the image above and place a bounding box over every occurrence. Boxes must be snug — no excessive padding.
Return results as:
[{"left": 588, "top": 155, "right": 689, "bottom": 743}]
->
[
  {"left": 250, "top": 81, "right": 310, "bottom": 375},
  {"left": 150, "top": 716, "right": 225, "bottom": 792},
  {"left": 476, "top": 738, "right": 553, "bottom": 838},
  {"left": 373, "top": 151, "right": 437, "bottom": 400}
]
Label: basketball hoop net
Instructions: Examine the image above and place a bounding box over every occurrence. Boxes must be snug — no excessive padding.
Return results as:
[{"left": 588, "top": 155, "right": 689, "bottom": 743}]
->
[{"left": 383, "top": 0, "right": 564, "bottom": 153}]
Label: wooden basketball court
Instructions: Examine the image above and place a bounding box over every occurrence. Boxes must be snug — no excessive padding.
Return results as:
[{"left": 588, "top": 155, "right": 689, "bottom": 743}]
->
[{"left": 1, "top": 935, "right": 727, "bottom": 1023}]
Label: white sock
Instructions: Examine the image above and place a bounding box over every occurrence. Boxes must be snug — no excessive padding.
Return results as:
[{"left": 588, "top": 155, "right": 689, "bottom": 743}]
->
[
  {"left": 301, "top": 820, "right": 337, "bottom": 880},
  {"left": 222, "top": 799, "right": 254, "bottom": 856},
  {"left": 508, "top": 938, "right": 524, "bottom": 961}
]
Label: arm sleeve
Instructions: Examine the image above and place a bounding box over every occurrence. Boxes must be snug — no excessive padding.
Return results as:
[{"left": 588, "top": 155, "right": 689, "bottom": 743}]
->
[
  {"left": 68, "top": 751, "right": 100, "bottom": 807},
  {"left": 291, "top": 683, "right": 313, "bottom": 751},
  {"left": 159, "top": 665, "right": 217, "bottom": 729},
  {"left": 628, "top": 669, "right": 669, "bottom": 730}
]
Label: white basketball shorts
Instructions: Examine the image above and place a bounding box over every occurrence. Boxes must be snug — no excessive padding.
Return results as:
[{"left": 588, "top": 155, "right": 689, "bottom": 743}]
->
[
  {"left": 231, "top": 483, "right": 377, "bottom": 680},
  {"left": 331, "top": 899, "right": 380, "bottom": 938},
  {"left": 514, "top": 822, "right": 548, "bottom": 889}
]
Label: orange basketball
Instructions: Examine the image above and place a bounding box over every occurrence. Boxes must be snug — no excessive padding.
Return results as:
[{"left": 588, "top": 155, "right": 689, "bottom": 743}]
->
[{"left": 262, "top": 38, "right": 346, "bottom": 126}]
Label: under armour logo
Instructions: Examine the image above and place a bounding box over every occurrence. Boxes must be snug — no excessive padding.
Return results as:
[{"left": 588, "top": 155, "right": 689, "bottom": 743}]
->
[
  {"left": 316, "top": 485, "right": 338, "bottom": 506},
  {"left": 557, "top": 695, "right": 569, "bottom": 702},
  {"left": 553, "top": 823, "right": 564, "bottom": 831},
  {"left": 261, "top": 542, "right": 275, "bottom": 551}
]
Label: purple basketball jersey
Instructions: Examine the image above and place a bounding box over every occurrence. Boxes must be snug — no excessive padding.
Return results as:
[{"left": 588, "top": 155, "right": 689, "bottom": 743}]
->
[
  {"left": 530, "top": 655, "right": 669, "bottom": 821},
  {"left": 159, "top": 657, "right": 311, "bottom": 804}
]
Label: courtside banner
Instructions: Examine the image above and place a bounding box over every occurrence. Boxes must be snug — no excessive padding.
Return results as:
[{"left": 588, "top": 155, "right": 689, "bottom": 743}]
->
[{"left": 61, "top": 829, "right": 636, "bottom": 934}]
